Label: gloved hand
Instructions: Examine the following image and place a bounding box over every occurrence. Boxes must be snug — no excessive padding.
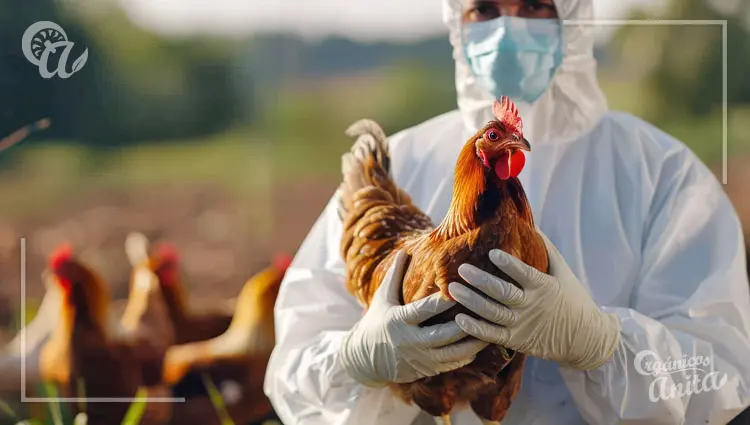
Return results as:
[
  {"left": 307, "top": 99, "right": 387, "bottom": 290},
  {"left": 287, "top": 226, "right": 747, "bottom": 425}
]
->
[
  {"left": 339, "top": 251, "right": 489, "bottom": 387},
  {"left": 449, "top": 231, "right": 621, "bottom": 371}
]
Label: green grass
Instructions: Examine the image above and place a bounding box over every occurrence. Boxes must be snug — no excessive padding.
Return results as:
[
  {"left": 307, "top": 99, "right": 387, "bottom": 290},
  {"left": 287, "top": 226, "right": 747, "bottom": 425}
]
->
[
  {"left": 0, "top": 134, "right": 268, "bottom": 223},
  {"left": 120, "top": 388, "right": 148, "bottom": 425},
  {"left": 1, "top": 383, "right": 233, "bottom": 425},
  {"left": 0, "top": 400, "right": 16, "bottom": 421},
  {"left": 201, "top": 374, "right": 234, "bottom": 425},
  {"left": 40, "top": 383, "right": 65, "bottom": 425},
  {"left": 9, "top": 131, "right": 267, "bottom": 188}
]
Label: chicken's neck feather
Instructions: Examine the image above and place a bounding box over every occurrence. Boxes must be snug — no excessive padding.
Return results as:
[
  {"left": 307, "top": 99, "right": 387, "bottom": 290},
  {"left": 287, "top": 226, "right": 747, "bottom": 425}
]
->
[
  {"left": 68, "top": 271, "right": 111, "bottom": 338},
  {"left": 161, "top": 283, "right": 189, "bottom": 324},
  {"left": 431, "top": 142, "right": 533, "bottom": 241}
]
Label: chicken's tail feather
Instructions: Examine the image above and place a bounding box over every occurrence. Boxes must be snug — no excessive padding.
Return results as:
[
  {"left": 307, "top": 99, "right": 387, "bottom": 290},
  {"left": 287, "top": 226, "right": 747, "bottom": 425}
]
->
[
  {"left": 338, "top": 119, "right": 434, "bottom": 305},
  {"left": 338, "top": 119, "right": 396, "bottom": 222},
  {"left": 125, "top": 232, "right": 150, "bottom": 268},
  {"left": 344, "top": 119, "right": 390, "bottom": 173}
]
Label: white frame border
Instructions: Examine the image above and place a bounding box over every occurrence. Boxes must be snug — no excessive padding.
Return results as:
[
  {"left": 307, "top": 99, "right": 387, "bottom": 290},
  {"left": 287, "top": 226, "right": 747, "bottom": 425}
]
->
[
  {"left": 16, "top": 18, "right": 730, "bottom": 404},
  {"left": 563, "top": 19, "right": 729, "bottom": 185}
]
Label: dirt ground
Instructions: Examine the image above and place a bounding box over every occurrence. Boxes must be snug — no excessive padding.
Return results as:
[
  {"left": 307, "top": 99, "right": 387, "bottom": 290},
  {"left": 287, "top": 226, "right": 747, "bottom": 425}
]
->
[{"left": 0, "top": 178, "right": 337, "bottom": 339}]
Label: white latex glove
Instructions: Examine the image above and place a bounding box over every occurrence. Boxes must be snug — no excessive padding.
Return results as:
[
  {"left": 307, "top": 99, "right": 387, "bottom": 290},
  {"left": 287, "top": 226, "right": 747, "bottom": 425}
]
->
[
  {"left": 449, "top": 231, "right": 621, "bottom": 371},
  {"left": 340, "top": 251, "right": 490, "bottom": 387}
]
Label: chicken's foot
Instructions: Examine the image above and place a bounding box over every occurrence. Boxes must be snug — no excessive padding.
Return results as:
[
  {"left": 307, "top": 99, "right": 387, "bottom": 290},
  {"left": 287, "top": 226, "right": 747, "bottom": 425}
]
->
[{"left": 480, "top": 421, "right": 501, "bottom": 425}]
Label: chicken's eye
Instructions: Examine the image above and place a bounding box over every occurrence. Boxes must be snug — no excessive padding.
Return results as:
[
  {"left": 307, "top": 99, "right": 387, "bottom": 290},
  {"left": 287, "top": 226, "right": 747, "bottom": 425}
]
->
[{"left": 485, "top": 129, "right": 500, "bottom": 141}]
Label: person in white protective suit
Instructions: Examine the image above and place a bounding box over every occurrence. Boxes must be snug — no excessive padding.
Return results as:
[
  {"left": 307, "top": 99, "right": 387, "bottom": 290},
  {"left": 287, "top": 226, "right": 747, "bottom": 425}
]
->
[{"left": 264, "top": 0, "right": 750, "bottom": 423}]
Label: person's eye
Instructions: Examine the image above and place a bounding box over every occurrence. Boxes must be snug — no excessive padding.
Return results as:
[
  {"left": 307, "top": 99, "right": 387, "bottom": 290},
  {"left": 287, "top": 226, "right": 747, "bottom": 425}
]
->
[
  {"left": 464, "top": 3, "right": 501, "bottom": 22},
  {"left": 520, "top": 1, "right": 558, "bottom": 18}
]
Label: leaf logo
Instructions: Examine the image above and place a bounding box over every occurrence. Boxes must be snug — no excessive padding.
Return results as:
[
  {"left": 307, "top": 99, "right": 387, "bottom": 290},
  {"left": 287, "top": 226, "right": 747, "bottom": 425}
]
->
[{"left": 71, "top": 49, "right": 89, "bottom": 74}]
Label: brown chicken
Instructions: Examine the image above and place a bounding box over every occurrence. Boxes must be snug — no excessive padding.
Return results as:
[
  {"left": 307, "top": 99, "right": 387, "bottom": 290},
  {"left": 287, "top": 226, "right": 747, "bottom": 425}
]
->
[
  {"left": 125, "top": 233, "right": 233, "bottom": 345},
  {"left": 338, "top": 97, "right": 549, "bottom": 425},
  {"left": 42, "top": 244, "right": 172, "bottom": 425},
  {"left": 160, "top": 254, "right": 291, "bottom": 425}
]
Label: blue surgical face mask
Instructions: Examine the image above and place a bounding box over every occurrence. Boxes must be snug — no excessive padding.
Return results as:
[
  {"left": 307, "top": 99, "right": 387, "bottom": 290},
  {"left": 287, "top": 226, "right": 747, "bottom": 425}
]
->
[{"left": 461, "top": 16, "right": 563, "bottom": 104}]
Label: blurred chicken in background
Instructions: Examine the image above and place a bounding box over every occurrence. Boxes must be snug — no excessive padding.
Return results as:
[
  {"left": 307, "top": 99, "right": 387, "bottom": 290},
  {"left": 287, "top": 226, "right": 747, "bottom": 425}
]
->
[
  {"left": 37, "top": 244, "right": 171, "bottom": 425},
  {"left": 161, "top": 253, "right": 291, "bottom": 425},
  {"left": 0, "top": 251, "right": 172, "bottom": 425},
  {"left": 125, "top": 234, "right": 234, "bottom": 345},
  {"left": 0, "top": 234, "right": 290, "bottom": 425}
]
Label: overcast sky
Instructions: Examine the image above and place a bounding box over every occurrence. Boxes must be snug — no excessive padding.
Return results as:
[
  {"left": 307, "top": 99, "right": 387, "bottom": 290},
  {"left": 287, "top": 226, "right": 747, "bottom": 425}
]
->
[{"left": 117, "top": 0, "right": 665, "bottom": 41}]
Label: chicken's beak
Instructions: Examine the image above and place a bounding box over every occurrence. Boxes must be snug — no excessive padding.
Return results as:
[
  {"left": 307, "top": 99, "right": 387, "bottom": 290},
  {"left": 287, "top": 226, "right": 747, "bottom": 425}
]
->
[
  {"left": 504, "top": 138, "right": 531, "bottom": 152},
  {"left": 521, "top": 137, "right": 531, "bottom": 151}
]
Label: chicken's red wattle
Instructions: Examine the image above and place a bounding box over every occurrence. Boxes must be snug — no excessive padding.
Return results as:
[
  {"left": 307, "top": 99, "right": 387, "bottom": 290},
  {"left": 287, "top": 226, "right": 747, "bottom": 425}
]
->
[{"left": 495, "top": 150, "right": 526, "bottom": 180}]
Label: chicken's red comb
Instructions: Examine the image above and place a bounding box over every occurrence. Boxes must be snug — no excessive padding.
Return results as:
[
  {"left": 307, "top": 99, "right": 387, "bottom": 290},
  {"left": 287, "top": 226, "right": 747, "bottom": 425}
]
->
[
  {"left": 493, "top": 96, "right": 523, "bottom": 135},
  {"left": 49, "top": 243, "right": 73, "bottom": 271},
  {"left": 155, "top": 242, "right": 180, "bottom": 264},
  {"left": 152, "top": 242, "right": 180, "bottom": 287},
  {"left": 272, "top": 253, "right": 293, "bottom": 272}
]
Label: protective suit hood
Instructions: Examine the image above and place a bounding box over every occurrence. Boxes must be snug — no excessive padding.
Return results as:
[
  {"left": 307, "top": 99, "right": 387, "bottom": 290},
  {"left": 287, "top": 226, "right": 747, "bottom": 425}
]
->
[{"left": 442, "top": 0, "right": 608, "bottom": 142}]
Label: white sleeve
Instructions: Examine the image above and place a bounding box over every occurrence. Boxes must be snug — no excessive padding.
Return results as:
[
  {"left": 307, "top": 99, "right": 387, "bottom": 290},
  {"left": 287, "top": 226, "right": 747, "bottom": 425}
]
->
[
  {"left": 560, "top": 148, "right": 750, "bottom": 424},
  {"left": 263, "top": 195, "right": 421, "bottom": 425}
]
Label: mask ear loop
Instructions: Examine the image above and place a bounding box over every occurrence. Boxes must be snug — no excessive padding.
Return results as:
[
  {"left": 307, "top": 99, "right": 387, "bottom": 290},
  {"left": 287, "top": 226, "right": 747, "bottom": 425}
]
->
[
  {"left": 459, "top": 21, "right": 471, "bottom": 71},
  {"left": 537, "top": 17, "right": 564, "bottom": 86}
]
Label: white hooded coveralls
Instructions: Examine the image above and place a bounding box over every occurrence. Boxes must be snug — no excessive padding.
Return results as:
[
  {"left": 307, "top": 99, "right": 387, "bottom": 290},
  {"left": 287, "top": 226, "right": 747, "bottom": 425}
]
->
[{"left": 264, "top": 0, "right": 750, "bottom": 423}]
